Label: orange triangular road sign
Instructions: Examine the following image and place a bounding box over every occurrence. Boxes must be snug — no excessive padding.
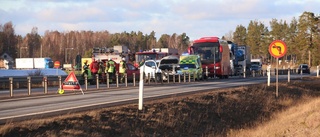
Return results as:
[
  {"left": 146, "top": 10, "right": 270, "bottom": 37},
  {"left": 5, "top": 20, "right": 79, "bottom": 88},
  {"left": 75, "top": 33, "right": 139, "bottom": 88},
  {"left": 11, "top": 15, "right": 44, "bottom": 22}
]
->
[
  {"left": 61, "top": 71, "right": 84, "bottom": 95},
  {"left": 64, "top": 71, "right": 78, "bottom": 83}
]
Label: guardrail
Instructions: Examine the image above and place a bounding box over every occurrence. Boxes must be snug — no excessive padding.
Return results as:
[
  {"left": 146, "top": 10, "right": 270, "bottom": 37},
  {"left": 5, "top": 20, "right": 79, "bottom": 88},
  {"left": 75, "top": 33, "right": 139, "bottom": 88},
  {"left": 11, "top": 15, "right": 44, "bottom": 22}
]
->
[
  {"left": 0, "top": 68, "right": 303, "bottom": 97},
  {"left": 0, "top": 75, "right": 68, "bottom": 89}
]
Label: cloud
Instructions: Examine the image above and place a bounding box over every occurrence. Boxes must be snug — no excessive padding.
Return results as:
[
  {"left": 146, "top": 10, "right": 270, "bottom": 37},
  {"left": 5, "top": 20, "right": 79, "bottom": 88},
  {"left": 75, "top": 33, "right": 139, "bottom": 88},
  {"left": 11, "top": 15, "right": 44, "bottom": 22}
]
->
[{"left": 1, "top": 0, "right": 320, "bottom": 40}]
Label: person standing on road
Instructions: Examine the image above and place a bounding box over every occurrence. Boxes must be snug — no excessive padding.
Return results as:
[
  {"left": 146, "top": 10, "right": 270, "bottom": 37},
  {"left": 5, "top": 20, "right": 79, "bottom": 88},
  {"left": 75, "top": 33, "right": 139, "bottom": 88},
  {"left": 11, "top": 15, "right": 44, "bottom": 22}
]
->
[
  {"left": 90, "top": 58, "right": 99, "bottom": 76},
  {"left": 82, "top": 60, "right": 89, "bottom": 78},
  {"left": 139, "top": 58, "right": 145, "bottom": 68},
  {"left": 106, "top": 58, "right": 115, "bottom": 83},
  {"left": 119, "top": 57, "right": 127, "bottom": 83}
]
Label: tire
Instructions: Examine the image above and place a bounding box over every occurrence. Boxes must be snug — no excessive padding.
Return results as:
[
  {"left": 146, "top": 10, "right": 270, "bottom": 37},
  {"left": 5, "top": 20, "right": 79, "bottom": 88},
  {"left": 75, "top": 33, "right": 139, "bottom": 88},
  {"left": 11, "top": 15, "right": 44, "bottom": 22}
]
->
[{"left": 155, "top": 73, "right": 162, "bottom": 82}]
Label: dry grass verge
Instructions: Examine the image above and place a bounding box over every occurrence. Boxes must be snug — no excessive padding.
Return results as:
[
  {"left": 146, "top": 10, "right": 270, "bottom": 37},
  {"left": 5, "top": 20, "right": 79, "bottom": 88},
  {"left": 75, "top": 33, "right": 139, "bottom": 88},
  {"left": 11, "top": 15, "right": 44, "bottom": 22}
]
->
[{"left": 1, "top": 78, "right": 320, "bottom": 137}]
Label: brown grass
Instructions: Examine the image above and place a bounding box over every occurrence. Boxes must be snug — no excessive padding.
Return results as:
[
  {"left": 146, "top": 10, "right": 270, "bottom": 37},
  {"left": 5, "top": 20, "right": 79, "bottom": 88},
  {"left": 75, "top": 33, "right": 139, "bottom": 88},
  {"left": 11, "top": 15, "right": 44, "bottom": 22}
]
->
[{"left": 0, "top": 78, "right": 320, "bottom": 137}]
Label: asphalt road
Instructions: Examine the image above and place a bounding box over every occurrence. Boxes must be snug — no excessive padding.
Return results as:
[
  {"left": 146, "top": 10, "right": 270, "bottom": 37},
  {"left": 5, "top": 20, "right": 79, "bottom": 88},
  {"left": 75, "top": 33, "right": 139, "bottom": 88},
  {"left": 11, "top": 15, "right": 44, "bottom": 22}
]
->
[{"left": 0, "top": 73, "right": 312, "bottom": 124}]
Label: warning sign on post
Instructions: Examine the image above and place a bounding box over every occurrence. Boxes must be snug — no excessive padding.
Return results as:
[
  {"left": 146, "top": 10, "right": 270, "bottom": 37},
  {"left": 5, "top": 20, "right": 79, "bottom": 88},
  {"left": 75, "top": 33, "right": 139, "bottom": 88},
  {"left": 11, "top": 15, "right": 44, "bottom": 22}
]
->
[{"left": 269, "top": 40, "right": 287, "bottom": 58}]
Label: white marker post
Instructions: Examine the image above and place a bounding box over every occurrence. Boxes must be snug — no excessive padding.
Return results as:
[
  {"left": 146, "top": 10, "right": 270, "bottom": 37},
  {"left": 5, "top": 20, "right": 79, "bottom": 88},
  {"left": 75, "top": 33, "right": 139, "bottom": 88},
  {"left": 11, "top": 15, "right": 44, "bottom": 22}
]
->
[
  {"left": 317, "top": 66, "right": 319, "bottom": 77},
  {"left": 267, "top": 65, "right": 271, "bottom": 86},
  {"left": 288, "top": 65, "right": 290, "bottom": 83},
  {"left": 138, "top": 65, "right": 145, "bottom": 110}
]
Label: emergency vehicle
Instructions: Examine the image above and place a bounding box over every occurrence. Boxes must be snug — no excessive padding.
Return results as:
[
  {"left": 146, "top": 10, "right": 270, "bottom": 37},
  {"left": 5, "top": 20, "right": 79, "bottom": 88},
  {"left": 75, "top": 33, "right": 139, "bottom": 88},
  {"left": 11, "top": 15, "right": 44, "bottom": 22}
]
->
[
  {"left": 177, "top": 54, "right": 203, "bottom": 80},
  {"left": 79, "top": 45, "right": 140, "bottom": 84},
  {"left": 188, "top": 37, "right": 231, "bottom": 79},
  {"left": 135, "top": 48, "right": 179, "bottom": 67}
]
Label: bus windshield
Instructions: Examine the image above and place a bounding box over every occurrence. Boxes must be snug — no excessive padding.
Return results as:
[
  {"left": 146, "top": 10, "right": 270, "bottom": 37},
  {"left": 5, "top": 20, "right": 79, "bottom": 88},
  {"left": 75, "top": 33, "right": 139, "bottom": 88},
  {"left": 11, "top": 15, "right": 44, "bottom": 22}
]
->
[{"left": 192, "top": 42, "right": 221, "bottom": 64}]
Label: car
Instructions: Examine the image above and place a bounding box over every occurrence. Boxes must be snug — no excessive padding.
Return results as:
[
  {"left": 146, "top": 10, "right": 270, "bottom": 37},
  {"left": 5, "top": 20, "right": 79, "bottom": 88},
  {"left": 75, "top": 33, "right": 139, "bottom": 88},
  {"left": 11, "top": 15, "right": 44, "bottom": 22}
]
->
[
  {"left": 140, "top": 59, "right": 162, "bottom": 82},
  {"left": 123, "top": 63, "right": 140, "bottom": 81},
  {"left": 106, "top": 62, "right": 141, "bottom": 82},
  {"left": 158, "top": 55, "right": 180, "bottom": 81},
  {"left": 297, "top": 64, "right": 310, "bottom": 74}
]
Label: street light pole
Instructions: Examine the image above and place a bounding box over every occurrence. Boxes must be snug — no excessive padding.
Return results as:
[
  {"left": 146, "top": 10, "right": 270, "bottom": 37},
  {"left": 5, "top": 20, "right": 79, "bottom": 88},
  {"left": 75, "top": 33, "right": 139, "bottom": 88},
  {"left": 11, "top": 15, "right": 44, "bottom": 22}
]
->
[
  {"left": 65, "top": 48, "right": 74, "bottom": 64},
  {"left": 40, "top": 44, "right": 42, "bottom": 58},
  {"left": 20, "top": 47, "right": 28, "bottom": 58}
]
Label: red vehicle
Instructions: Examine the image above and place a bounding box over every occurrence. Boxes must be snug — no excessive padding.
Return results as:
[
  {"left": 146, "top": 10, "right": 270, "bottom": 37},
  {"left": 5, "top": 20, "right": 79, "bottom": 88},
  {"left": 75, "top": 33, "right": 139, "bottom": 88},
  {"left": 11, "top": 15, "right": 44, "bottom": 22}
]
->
[
  {"left": 134, "top": 48, "right": 179, "bottom": 67},
  {"left": 134, "top": 50, "right": 168, "bottom": 67},
  {"left": 188, "top": 37, "right": 231, "bottom": 79},
  {"left": 115, "top": 62, "right": 140, "bottom": 82}
]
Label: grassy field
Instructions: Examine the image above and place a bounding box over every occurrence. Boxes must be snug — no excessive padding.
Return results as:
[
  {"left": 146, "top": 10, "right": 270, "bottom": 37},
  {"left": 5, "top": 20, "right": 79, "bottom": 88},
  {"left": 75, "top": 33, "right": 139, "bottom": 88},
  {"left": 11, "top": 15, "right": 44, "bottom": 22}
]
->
[{"left": 0, "top": 77, "right": 320, "bottom": 136}]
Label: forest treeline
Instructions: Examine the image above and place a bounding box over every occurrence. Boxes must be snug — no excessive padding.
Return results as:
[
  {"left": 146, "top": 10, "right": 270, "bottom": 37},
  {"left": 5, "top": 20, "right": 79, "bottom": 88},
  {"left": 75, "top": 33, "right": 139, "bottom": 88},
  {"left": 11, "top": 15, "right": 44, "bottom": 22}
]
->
[{"left": 0, "top": 11, "right": 319, "bottom": 66}]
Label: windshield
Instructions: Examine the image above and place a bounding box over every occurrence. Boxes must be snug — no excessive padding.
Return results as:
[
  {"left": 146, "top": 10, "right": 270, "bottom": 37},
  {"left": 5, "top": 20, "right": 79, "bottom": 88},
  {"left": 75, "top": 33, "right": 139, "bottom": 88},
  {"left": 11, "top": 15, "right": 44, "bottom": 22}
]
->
[
  {"left": 192, "top": 42, "right": 221, "bottom": 64},
  {"left": 251, "top": 62, "right": 260, "bottom": 66},
  {"left": 160, "top": 59, "right": 179, "bottom": 64},
  {"left": 180, "top": 64, "right": 196, "bottom": 69},
  {"left": 136, "top": 54, "right": 157, "bottom": 62}
]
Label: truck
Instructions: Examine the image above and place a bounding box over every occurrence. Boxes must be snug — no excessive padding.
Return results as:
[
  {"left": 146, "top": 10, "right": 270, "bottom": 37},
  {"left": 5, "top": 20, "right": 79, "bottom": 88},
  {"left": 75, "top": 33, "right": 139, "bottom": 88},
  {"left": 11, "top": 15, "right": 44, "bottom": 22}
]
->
[
  {"left": 134, "top": 48, "right": 179, "bottom": 67},
  {"left": 92, "top": 45, "right": 131, "bottom": 64},
  {"left": 15, "top": 58, "right": 54, "bottom": 69},
  {"left": 227, "top": 41, "right": 238, "bottom": 76},
  {"left": 235, "top": 45, "right": 251, "bottom": 75},
  {"left": 251, "top": 59, "right": 262, "bottom": 67}
]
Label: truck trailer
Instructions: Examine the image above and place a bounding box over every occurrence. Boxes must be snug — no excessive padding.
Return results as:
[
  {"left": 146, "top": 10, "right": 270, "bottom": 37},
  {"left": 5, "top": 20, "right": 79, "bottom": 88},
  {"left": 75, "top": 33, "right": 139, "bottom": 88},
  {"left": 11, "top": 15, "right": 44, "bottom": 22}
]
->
[
  {"left": 235, "top": 45, "right": 251, "bottom": 75},
  {"left": 15, "top": 58, "right": 54, "bottom": 69}
]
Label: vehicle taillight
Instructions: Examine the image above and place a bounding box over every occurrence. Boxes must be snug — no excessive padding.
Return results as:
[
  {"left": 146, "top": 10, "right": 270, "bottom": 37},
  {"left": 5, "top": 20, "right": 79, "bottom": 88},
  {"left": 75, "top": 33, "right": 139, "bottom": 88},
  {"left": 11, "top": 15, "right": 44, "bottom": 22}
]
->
[{"left": 219, "top": 45, "right": 223, "bottom": 53}]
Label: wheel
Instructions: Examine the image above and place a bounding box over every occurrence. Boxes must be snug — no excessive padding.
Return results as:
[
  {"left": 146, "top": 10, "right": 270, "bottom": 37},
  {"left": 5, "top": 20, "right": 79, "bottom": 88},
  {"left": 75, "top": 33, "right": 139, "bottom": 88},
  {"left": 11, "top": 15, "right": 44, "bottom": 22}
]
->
[{"left": 155, "top": 73, "right": 162, "bottom": 82}]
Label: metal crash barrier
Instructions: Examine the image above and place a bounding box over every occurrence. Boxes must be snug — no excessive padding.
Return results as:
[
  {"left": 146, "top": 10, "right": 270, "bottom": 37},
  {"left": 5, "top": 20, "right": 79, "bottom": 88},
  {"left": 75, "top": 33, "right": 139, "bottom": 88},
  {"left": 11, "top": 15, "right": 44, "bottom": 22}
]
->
[{"left": 1, "top": 66, "right": 301, "bottom": 97}]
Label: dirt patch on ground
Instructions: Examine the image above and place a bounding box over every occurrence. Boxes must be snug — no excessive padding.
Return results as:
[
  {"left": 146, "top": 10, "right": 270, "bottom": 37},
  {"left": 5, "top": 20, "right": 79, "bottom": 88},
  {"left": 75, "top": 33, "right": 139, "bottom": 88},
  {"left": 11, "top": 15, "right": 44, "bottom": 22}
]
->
[{"left": 1, "top": 79, "right": 320, "bottom": 137}]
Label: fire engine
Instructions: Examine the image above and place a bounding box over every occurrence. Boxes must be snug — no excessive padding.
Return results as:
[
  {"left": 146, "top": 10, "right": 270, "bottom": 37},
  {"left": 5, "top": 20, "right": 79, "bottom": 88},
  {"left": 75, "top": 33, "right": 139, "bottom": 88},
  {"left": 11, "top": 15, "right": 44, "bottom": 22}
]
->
[{"left": 134, "top": 48, "right": 179, "bottom": 67}]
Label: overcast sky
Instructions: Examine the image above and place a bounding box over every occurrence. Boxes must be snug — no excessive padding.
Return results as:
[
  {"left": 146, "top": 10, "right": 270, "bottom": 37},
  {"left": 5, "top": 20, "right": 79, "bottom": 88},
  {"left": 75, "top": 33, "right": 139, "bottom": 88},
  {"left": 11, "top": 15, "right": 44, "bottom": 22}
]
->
[{"left": 1, "top": 0, "right": 320, "bottom": 40}]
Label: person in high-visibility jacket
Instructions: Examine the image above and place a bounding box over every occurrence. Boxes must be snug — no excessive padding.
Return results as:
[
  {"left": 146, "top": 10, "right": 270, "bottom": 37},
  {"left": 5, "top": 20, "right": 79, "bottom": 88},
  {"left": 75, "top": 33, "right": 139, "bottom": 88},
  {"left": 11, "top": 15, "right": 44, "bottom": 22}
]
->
[
  {"left": 106, "top": 58, "right": 115, "bottom": 83},
  {"left": 119, "top": 58, "right": 127, "bottom": 83},
  {"left": 82, "top": 60, "right": 89, "bottom": 78}
]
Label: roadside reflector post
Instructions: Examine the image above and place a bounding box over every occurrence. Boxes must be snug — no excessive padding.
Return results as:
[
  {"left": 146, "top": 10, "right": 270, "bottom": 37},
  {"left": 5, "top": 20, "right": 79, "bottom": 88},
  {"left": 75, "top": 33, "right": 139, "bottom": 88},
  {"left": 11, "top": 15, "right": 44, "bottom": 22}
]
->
[
  {"left": 300, "top": 65, "right": 302, "bottom": 80},
  {"left": 148, "top": 73, "right": 150, "bottom": 84},
  {"left": 188, "top": 73, "right": 191, "bottom": 83},
  {"left": 178, "top": 74, "right": 181, "bottom": 83},
  {"left": 205, "top": 66, "right": 208, "bottom": 80},
  {"left": 116, "top": 73, "right": 119, "bottom": 88},
  {"left": 183, "top": 72, "right": 186, "bottom": 83},
  {"left": 125, "top": 73, "right": 128, "bottom": 87},
  {"left": 133, "top": 73, "right": 136, "bottom": 86},
  {"left": 58, "top": 76, "right": 62, "bottom": 91},
  {"left": 253, "top": 70, "right": 255, "bottom": 77},
  {"left": 288, "top": 67, "right": 290, "bottom": 83},
  {"left": 44, "top": 76, "right": 48, "bottom": 94},
  {"left": 106, "top": 73, "right": 110, "bottom": 88},
  {"left": 167, "top": 73, "right": 170, "bottom": 84},
  {"left": 27, "top": 76, "right": 31, "bottom": 95},
  {"left": 9, "top": 77, "right": 13, "bottom": 97},
  {"left": 243, "top": 67, "right": 246, "bottom": 78},
  {"left": 267, "top": 65, "right": 271, "bottom": 86},
  {"left": 161, "top": 72, "right": 164, "bottom": 84},
  {"left": 173, "top": 74, "right": 175, "bottom": 84},
  {"left": 96, "top": 74, "right": 99, "bottom": 89},
  {"left": 317, "top": 66, "right": 319, "bottom": 77},
  {"left": 84, "top": 74, "right": 88, "bottom": 90},
  {"left": 138, "top": 65, "right": 145, "bottom": 110}
]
